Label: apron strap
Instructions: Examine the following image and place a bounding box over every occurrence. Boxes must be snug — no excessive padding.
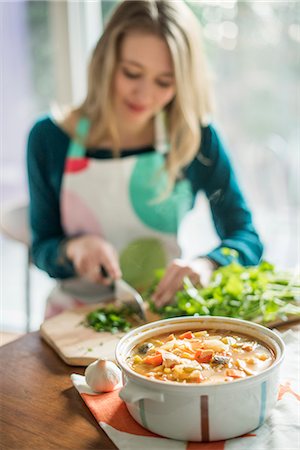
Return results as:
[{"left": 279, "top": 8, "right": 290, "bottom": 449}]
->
[
  {"left": 66, "top": 114, "right": 168, "bottom": 156},
  {"left": 67, "top": 117, "right": 91, "bottom": 158}
]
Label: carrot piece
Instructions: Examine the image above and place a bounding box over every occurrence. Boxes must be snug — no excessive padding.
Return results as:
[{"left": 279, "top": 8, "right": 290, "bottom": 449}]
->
[
  {"left": 242, "top": 344, "right": 254, "bottom": 352},
  {"left": 226, "top": 369, "right": 246, "bottom": 378},
  {"left": 194, "top": 350, "right": 213, "bottom": 363},
  {"left": 179, "top": 331, "right": 194, "bottom": 339},
  {"left": 143, "top": 353, "right": 163, "bottom": 366}
]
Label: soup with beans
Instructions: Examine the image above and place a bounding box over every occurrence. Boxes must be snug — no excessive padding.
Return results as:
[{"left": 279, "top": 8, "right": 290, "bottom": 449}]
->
[{"left": 127, "top": 329, "right": 275, "bottom": 384}]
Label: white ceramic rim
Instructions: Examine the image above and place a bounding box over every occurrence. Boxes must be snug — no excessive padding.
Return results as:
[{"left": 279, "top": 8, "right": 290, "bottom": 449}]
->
[{"left": 115, "top": 316, "right": 285, "bottom": 392}]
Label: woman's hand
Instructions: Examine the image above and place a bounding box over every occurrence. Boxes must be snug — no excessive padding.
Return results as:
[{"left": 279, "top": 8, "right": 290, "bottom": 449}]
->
[
  {"left": 65, "top": 235, "right": 122, "bottom": 285},
  {"left": 152, "top": 257, "right": 217, "bottom": 308}
]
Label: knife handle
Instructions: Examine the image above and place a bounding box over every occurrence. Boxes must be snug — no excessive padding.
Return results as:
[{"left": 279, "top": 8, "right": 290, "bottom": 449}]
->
[
  {"left": 100, "top": 265, "right": 110, "bottom": 278},
  {"left": 99, "top": 266, "right": 115, "bottom": 290}
]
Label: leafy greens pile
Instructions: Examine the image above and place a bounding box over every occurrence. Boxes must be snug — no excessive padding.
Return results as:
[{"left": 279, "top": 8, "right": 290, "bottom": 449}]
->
[
  {"left": 85, "top": 305, "right": 134, "bottom": 333},
  {"left": 85, "top": 249, "right": 300, "bottom": 333},
  {"left": 147, "top": 258, "right": 300, "bottom": 325}
]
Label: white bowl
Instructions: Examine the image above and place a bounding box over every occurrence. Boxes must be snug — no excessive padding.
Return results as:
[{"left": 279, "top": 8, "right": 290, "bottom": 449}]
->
[{"left": 115, "top": 316, "right": 285, "bottom": 442}]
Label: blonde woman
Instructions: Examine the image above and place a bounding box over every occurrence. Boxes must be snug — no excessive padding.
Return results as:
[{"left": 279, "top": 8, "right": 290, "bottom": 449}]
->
[{"left": 27, "top": 0, "right": 262, "bottom": 317}]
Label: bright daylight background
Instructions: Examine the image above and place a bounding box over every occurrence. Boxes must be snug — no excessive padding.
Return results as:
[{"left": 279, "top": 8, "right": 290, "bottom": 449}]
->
[{"left": 1, "top": 0, "right": 299, "bottom": 333}]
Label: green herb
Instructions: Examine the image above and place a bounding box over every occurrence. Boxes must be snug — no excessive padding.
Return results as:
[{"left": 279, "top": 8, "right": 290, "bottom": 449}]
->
[
  {"left": 145, "top": 254, "right": 300, "bottom": 325},
  {"left": 85, "top": 305, "right": 134, "bottom": 333}
]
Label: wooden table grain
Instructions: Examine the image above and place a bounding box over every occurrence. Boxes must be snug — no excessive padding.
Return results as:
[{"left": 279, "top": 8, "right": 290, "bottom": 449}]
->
[
  {"left": 0, "top": 332, "right": 117, "bottom": 450},
  {"left": 1, "top": 322, "right": 299, "bottom": 450}
]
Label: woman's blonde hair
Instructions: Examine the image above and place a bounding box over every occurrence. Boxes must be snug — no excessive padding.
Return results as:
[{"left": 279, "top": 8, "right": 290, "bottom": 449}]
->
[{"left": 78, "top": 0, "right": 213, "bottom": 191}]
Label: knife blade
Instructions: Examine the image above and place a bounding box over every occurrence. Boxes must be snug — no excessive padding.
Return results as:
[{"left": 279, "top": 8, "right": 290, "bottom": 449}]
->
[
  {"left": 114, "top": 278, "right": 147, "bottom": 322},
  {"left": 100, "top": 266, "right": 147, "bottom": 321}
]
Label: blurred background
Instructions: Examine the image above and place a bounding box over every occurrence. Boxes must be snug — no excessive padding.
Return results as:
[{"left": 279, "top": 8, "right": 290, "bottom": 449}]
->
[{"left": 1, "top": 0, "right": 299, "bottom": 333}]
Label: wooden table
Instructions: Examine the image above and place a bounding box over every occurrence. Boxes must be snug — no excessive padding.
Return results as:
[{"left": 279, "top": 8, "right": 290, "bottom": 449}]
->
[
  {"left": 1, "top": 323, "right": 299, "bottom": 450},
  {"left": 0, "top": 332, "right": 116, "bottom": 450}
]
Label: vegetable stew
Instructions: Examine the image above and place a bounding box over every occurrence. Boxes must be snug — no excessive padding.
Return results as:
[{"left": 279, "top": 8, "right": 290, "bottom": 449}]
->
[{"left": 127, "top": 329, "right": 275, "bottom": 384}]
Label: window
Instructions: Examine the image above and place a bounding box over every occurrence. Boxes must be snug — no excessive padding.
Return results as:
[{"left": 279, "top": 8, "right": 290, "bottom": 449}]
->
[
  {"left": 1, "top": 0, "right": 299, "bottom": 252},
  {"left": 184, "top": 0, "right": 299, "bottom": 266}
]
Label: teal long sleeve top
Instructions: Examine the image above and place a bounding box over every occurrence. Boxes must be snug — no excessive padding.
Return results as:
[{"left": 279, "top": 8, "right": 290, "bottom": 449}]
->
[{"left": 27, "top": 116, "right": 263, "bottom": 279}]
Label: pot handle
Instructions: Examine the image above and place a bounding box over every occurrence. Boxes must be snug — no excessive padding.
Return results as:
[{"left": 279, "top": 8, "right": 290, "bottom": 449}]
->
[{"left": 119, "top": 381, "right": 164, "bottom": 404}]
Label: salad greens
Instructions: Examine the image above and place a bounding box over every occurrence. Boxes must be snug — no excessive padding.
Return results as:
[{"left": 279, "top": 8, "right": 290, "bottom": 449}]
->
[
  {"left": 146, "top": 255, "right": 300, "bottom": 325},
  {"left": 85, "top": 305, "right": 134, "bottom": 333},
  {"left": 85, "top": 249, "right": 300, "bottom": 333}
]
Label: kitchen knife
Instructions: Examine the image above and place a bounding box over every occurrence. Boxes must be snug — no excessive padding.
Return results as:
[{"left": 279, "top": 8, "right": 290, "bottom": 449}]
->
[{"left": 100, "top": 266, "right": 147, "bottom": 321}]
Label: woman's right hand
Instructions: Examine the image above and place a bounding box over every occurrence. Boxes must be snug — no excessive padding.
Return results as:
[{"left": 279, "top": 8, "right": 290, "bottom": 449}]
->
[{"left": 65, "top": 235, "right": 122, "bottom": 285}]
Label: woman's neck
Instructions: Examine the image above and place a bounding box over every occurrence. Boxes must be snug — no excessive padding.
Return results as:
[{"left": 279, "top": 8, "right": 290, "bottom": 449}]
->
[{"left": 116, "top": 120, "right": 154, "bottom": 148}]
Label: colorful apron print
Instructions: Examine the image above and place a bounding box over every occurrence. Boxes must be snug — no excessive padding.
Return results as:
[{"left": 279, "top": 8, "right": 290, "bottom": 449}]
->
[{"left": 45, "top": 113, "right": 193, "bottom": 315}]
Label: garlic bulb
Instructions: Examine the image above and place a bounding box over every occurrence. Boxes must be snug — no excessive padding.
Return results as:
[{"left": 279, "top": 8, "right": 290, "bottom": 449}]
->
[{"left": 85, "top": 359, "right": 122, "bottom": 393}]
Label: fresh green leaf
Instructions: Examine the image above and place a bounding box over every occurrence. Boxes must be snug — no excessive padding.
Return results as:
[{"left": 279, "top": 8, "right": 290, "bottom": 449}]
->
[
  {"left": 221, "top": 247, "right": 239, "bottom": 260},
  {"left": 144, "top": 261, "right": 300, "bottom": 325}
]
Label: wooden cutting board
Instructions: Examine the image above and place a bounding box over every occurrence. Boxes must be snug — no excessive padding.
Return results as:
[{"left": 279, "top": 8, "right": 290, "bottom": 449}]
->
[
  {"left": 40, "top": 302, "right": 160, "bottom": 366},
  {"left": 40, "top": 300, "right": 300, "bottom": 367}
]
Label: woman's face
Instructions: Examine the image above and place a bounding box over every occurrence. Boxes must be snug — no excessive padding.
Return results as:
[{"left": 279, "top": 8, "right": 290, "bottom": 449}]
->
[{"left": 113, "top": 31, "right": 175, "bottom": 127}]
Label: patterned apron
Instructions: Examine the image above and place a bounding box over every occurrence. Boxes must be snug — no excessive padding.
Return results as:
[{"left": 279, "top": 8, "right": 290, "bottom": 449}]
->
[{"left": 45, "top": 113, "right": 193, "bottom": 318}]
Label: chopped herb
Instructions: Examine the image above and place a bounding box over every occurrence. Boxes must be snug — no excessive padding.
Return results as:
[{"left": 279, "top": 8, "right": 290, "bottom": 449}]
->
[{"left": 85, "top": 305, "right": 135, "bottom": 333}]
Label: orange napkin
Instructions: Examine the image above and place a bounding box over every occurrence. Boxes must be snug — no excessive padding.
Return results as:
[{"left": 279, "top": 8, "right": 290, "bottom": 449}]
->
[
  {"left": 71, "top": 330, "right": 299, "bottom": 450},
  {"left": 70, "top": 376, "right": 223, "bottom": 449}
]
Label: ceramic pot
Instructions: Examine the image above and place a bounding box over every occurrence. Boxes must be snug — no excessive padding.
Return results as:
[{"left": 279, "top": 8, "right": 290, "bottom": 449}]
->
[{"left": 116, "top": 316, "right": 285, "bottom": 442}]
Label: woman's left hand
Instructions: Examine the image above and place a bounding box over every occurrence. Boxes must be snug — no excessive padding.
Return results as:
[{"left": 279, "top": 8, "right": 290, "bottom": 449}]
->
[{"left": 152, "top": 257, "right": 217, "bottom": 308}]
